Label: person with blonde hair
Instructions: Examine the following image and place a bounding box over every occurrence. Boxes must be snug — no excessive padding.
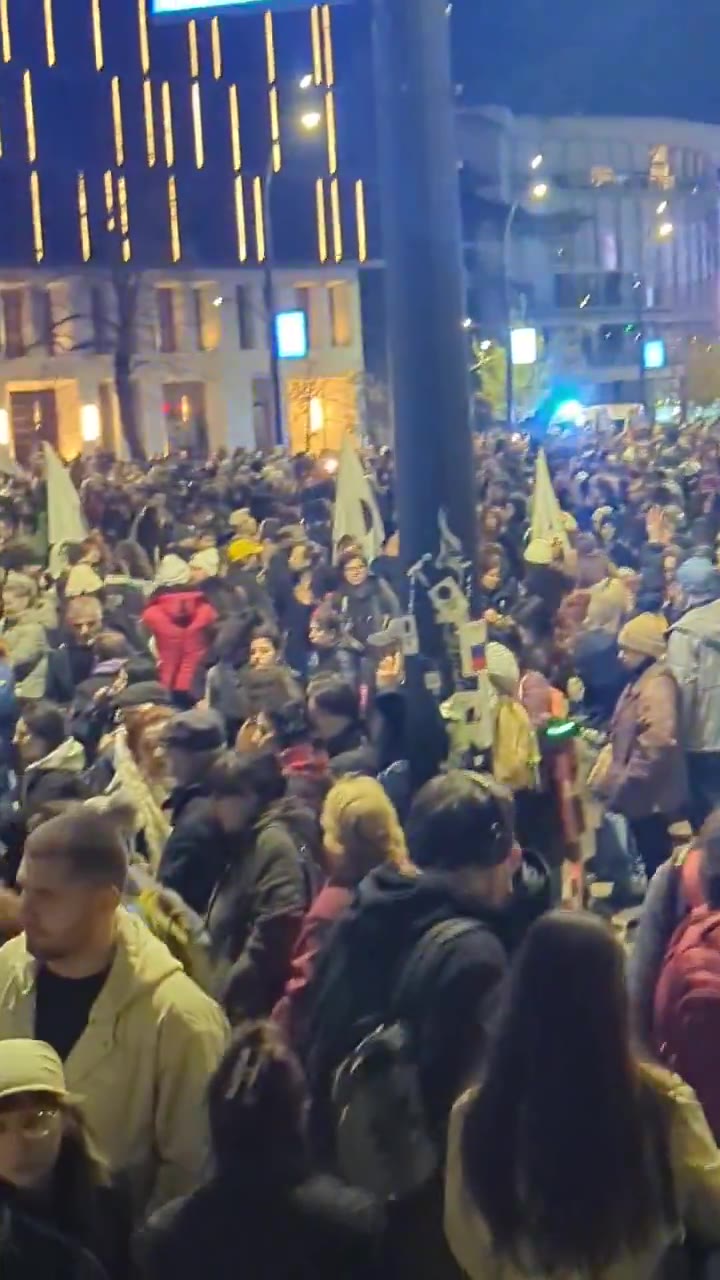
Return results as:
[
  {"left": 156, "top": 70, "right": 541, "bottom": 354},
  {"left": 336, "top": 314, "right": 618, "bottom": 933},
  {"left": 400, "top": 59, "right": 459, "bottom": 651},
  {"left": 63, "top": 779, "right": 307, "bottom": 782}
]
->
[{"left": 274, "top": 776, "right": 409, "bottom": 1040}]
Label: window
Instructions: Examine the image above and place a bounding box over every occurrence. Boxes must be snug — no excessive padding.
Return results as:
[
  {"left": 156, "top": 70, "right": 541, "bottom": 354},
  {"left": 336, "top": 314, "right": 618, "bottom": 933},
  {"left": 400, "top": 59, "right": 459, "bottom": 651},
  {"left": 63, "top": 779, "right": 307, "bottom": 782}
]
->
[
  {"left": 1, "top": 289, "right": 25, "bottom": 358},
  {"left": 591, "top": 165, "right": 615, "bottom": 186},
  {"left": 328, "top": 281, "right": 352, "bottom": 347},
  {"left": 192, "top": 287, "right": 211, "bottom": 352},
  {"left": 650, "top": 145, "right": 674, "bottom": 189},
  {"left": 236, "top": 285, "right": 255, "bottom": 350},
  {"left": 295, "top": 286, "right": 312, "bottom": 348},
  {"left": 91, "top": 285, "right": 110, "bottom": 354},
  {"left": 32, "top": 288, "right": 54, "bottom": 354},
  {"left": 156, "top": 286, "right": 178, "bottom": 353}
]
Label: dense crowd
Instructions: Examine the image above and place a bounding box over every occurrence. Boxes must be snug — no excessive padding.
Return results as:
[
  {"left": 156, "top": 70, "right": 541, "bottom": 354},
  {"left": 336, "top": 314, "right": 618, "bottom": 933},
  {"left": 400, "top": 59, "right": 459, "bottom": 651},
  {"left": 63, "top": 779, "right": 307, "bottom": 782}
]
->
[{"left": 3, "top": 422, "right": 720, "bottom": 1277}]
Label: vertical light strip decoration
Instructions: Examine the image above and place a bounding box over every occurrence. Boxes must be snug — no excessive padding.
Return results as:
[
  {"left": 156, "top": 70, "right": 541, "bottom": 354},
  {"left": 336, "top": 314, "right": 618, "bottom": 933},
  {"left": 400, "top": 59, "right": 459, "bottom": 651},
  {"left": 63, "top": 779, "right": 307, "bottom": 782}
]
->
[
  {"left": 111, "top": 77, "right": 125, "bottom": 166},
  {"left": 355, "top": 179, "right": 367, "bottom": 263},
  {"left": 228, "top": 85, "right": 241, "bottom": 172},
  {"left": 253, "top": 176, "right": 265, "bottom": 262},
  {"left": 264, "top": 11, "right": 280, "bottom": 172},
  {"left": 234, "top": 175, "right": 247, "bottom": 262},
  {"left": 138, "top": 0, "right": 150, "bottom": 74},
  {"left": 316, "top": 178, "right": 328, "bottom": 263},
  {"left": 325, "top": 92, "right": 337, "bottom": 175},
  {"left": 211, "top": 17, "right": 222, "bottom": 79},
  {"left": 321, "top": 5, "right": 334, "bottom": 85},
  {"left": 168, "top": 176, "right": 181, "bottom": 262},
  {"left": 310, "top": 7, "right": 322, "bottom": 85},
  {"left": 269, "top": 86, "right": 281, "bottom": 173},
  {"left": 0, "top": 0, "right": 11, "bottom": 63},
  {"left": 143, "top": 80, "right": 156, "bottom": 167},
  {"left": 44, "top": 0, "right": 56, "bottom": 66},
  {"left": 30, "top": 171, "right": 44, "bottom": 263},
  {"left": 118, "top": 175, "right": 131, "bottom": 261},
  {"left": 188, "top": 19, "right": 199, "bottom": 78},
  {"left": 78, "top": 173, "right": 91, "bottom": 262},
  {"left": 103, "top": 170, "right": 115, "bottom": 230},
  {"left": 330, "top": 176, "right": 342, "bottom": 262},
  {"left": 264, "top": 11, "right": 276, "bottom": 83},
  {"left": 91, "top": 0, "right": 104, "bottom": 70},
  {"left": 191, "top": 82, "right": 204, "bottom": 169},
  {"left": 161, "top": 82, "right": 174, "bottom": 168},
  {"left": 23, "top": 72, "right": 37, "bottom": 164}
]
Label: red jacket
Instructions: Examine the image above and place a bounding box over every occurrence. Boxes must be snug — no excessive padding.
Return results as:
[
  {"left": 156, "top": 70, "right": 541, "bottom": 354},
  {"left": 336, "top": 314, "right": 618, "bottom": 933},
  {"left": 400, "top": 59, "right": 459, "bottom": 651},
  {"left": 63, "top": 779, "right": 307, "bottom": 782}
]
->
[{"left": 142, "top": 589, "right": 218, "bottom": 694}]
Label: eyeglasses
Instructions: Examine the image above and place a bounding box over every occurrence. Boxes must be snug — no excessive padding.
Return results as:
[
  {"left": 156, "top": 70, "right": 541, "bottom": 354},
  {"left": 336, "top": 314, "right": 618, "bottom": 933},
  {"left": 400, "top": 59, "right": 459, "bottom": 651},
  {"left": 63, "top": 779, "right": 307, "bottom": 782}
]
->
[{"left": 0, "top": 1104, "right": 61, "bottom": 1139}]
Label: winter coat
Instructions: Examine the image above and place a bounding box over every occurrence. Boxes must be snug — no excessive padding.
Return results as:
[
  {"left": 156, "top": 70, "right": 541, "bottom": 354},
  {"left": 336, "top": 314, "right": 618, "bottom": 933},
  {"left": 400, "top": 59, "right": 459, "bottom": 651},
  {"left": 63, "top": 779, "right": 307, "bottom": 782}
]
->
[
  {"left": 0, "top": 615, "right": 48, "bottom": 699},
  {"left": 0, "top": 737, "right": 88, "bottom": 888},
  {"left": 325, "top": 724, "right": 378, "bottom": 778},
  {"left": 334, "top": 576, "right": 400, "bottom": 647},
  {"left": 600, "top": 660, "right": 688, "bottom": 820},
  {"left": 667, "top": 599, "right": 720, "bottom": 753},
  {"left": 206, "top": 798, "right": 314, "bottom": 1019},
  {"left": 206, "top": 662, "right": 300, "bottom": 740},
  {"left": 0, "top": 910, "right": 228, "bottom": 1214},
  {"left": 45, "top": 641, "right": 95, "bottom": 705},
  {"left": 574, "top": 628, "right": 628, "bottom": 726},
  {"left": 273, "top": 882, "right": 352, "bottom": 1043},
  {"left": 142, "top": 588, "right": 218, "bottom": 695},
  {"left": 446, "top": 1070, "right": 720, "bottom": 1280},
  {"left": 158, "top": 782, "right": 223, "bottom": 916},
  {"left": 0, "top": 1172, "right": 128, "bottom": 1280},
  {"left": 136, "top": 1172, "right": 383, "bottom": 1280}
]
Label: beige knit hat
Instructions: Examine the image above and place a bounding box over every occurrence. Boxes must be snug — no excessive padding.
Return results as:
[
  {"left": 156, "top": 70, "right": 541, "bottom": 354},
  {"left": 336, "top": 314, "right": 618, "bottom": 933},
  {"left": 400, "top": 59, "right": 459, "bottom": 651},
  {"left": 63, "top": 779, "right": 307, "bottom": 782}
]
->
[{"left": 618, "top": 612, "right": 668, "bottom": 660}]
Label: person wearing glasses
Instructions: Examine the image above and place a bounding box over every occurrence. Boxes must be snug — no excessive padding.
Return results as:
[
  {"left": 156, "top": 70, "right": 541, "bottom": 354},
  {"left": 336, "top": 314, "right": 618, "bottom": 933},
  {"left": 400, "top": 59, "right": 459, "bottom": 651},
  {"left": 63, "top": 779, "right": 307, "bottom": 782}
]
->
[{"left": 0, "top": 1038, "right": 129, "bottom": 1279}]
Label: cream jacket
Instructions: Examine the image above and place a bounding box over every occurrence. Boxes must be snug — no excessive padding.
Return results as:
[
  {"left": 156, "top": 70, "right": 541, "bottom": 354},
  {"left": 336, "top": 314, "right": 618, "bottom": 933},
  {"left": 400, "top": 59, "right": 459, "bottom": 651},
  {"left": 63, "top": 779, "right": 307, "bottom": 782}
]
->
[
  {"left": 0, "top": 909, "right": 228, "bottom": 1213},
  {"left": 445, "top": 1071, "right": 720, "bottom": 1280}
]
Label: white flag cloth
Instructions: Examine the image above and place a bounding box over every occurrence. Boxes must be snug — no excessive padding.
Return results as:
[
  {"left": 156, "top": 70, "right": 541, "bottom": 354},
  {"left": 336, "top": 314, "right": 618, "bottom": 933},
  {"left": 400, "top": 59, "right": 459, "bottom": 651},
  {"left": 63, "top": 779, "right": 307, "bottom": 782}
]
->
[
  {"left": 44, "top": 442, "right": 87, "bottom": 548},
  {"left": 530, "top": 449, "right": 569, "bottom": 552},
  {"left": 332, "top": 435, "right": 385, "bottom": 563}
]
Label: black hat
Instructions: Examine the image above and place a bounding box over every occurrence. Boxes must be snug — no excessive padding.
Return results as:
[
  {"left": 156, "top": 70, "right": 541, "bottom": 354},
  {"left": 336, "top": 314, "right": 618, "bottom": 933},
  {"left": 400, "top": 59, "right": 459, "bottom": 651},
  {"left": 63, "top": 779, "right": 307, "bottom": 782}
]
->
[{"left": 164, "top": 709, "right": 225, "bottom": 753}]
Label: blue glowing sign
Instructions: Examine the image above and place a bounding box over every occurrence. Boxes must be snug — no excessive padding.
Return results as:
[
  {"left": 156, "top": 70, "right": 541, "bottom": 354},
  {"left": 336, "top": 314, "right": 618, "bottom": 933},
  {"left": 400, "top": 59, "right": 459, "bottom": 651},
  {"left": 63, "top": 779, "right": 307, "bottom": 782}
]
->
[
  {"left": 643, "top": 339, "right": 666, "bottom": 370},
  {"left": 152, "top": 0, "right": 314, "bottom": 14},
  {"left": 276, "top": 310, "right": 308, "bottom": 360}
]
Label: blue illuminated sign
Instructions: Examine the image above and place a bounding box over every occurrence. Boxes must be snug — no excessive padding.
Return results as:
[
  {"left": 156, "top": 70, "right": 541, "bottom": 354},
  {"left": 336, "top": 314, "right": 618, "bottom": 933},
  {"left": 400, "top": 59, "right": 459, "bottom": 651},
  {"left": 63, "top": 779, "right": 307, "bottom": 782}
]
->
[
  {"left": 276, "top": 310, "right": 308, "bottom": 360},
  {"left": 152, "top": 0, "right": 314, "bottom": 14},
  {"left": 643, "top": 339, "right": 666, "bottom": 370}
]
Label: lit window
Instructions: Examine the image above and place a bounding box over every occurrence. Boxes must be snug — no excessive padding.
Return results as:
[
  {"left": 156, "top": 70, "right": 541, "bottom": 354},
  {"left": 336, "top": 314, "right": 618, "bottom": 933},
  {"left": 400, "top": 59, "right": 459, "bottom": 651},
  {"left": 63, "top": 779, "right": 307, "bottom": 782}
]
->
[
  {"left": 328, "top": 281, "right": 352, "bottom": 347},
  {"left": 156, "top": 287, "right": 178, "bottom": 353},
  {"left": 321, "top": 5, "right": 334, "bottom": 86},
  {"left": 191, "top": 82, "right": 204, "bottom": 169},
  {"left": 650, "top": 144, "right": 674, "bottom": 189},
  {"left": 193, "top": 287, "right": 211, "bottom": 352},
  {"left": 310, "top": 6, "right": 322, "bottom": 84},
  {"left": 355, "top": 180, "right": 367, "bottom": 263},
  {"left": 325, "top": 92, "right": 337, "bottom": 175},
  {"left": 44, "top": 0, "right": 56, "bottom": 66},
  {"left": 91, "top": 0, "right": 104, "bottom": 70},
  {"left": 330, "top": 177, "right": 342, "bottom": 262},
  {"left": 590, "top": 165, "right": 615, "bottom": 186},
  {"left": 229, "top": 85, "right": 241, "bottom": 172},
  {"left": 137, "top": 0, "right": 150, "bottom": 74},
  {"left": 1, "top": 0, "right": 11, "bottom": 63},
  {"left": 30, "top": 172, "right": 44, "bottom": 263},
  {"left": 253, "top": 177, "right": 265, "bottom": 262},
  {"left": 111, "top": 77, "right": 124, "bottom": 167},
  {"left": 23, "top": 71, "right": 36, "bottom": 164},
  {"left": 234, "top": 175, "right": 247, "bottom": 261},
  {"left": 161, "top": 82, "right": 174, "bottom": 168},
  {"left": 77, "top": 173, "right": 91, "bottom": 262},
  {"left": 211, "top": 16, "right": 222, "bottom": 79},
  {"left": 143, "top": 80, "right": 156, "bottom": 167},
  {"left": 168, "top": 177, "right": 181, "bottom": 262},
  {"left": 316, "top": 178, "right": 328, "bottom": 263}
]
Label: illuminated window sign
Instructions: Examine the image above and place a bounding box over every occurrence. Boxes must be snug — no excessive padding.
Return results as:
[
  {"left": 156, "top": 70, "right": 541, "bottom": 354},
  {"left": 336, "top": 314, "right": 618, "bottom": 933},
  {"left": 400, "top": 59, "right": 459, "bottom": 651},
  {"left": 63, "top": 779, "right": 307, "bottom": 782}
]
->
[
  {"left": 275, "top": 310, "right": 308, "bottom": 360},
  {"left": 643, "top": 338, "right": 666, "bottom": 370},
  {"left": 510, "top": 326, "right": 538, "bottom": 366},
  {"left": 152, "top": 0, "right": 324, "bottom": 15}
]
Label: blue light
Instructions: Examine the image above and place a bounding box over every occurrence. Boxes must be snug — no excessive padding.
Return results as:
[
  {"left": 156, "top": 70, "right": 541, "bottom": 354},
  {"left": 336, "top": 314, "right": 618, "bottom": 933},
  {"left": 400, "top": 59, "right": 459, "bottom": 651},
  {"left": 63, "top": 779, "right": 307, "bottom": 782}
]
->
[
  {"left": 152, "top": 0, "right": 313, "bottom": 13},
  {"left": 554, "top": 399, "right": 585, "bottom": 426},
  {"left": 275, "top": 310, "right": 308, "bottom": 360},
  {"left": 643, "top": 339, "right": 666, "bottom": 370}
]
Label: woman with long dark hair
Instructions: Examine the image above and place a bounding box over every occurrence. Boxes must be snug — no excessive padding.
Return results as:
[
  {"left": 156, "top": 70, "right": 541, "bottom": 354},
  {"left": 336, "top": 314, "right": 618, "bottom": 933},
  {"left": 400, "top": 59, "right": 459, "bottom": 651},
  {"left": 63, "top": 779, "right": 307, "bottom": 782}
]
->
[{"left": 446, "top": 911, "right": 720, "bottom": 1280}]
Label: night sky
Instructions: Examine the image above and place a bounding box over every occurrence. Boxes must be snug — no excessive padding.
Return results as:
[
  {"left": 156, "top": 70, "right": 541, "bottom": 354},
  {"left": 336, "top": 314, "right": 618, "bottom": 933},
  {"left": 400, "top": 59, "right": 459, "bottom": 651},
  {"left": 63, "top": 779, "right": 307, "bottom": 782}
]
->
[{"left": 451, "top": 0, "right": 720, "bottom": 124}]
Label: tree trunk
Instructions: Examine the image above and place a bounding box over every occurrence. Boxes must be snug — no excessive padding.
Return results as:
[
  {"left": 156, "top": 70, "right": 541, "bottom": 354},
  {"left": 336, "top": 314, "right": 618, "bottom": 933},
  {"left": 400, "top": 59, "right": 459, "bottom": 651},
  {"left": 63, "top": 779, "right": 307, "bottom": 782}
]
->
[{"left": 114, "top": 349, "right": 146, "bottom": 462}]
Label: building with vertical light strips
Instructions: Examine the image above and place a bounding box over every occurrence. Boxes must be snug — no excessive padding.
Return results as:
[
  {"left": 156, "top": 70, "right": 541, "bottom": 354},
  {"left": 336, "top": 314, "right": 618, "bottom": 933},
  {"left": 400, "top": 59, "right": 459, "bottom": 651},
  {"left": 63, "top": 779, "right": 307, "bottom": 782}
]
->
[{"left": 0, "top": 0, "right": 374, "bottom": 457}]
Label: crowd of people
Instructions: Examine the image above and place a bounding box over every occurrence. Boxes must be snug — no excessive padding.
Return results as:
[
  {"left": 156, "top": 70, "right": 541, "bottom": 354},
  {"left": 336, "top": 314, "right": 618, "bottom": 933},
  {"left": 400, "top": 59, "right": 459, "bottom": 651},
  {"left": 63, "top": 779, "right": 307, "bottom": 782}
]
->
[{"left": 3, "top": 422, "right": 720, "bottom": 1276}]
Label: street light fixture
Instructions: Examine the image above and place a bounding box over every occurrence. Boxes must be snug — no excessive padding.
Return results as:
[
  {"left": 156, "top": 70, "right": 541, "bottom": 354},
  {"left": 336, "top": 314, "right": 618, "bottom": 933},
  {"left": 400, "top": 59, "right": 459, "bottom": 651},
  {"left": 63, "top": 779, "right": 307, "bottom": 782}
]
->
[
  {"left": 656, "top": 199, "right": 668, "bottom": 215},
  {"left": 530, "top": 153, "right": 544, "bottom": 171},
  {"left": 503, "top": 169, "right": 550, "bottom": 424},
  {"left": 299, "top": 73, "right": 313, "bottom": 90},
  {"left": 300, "top": 109, "right": 323, "bottom": 132},
  {"left": 658, "top": 220, "right": 674, "bottom": 239},
  {"left": 530, "top": 181, "right": 549, "bottom": 201}
]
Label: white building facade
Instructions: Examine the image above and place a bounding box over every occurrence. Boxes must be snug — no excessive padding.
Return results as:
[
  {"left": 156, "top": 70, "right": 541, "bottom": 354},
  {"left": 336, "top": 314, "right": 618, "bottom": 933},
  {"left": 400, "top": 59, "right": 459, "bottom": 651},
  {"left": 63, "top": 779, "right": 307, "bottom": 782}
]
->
[
  {"left": 0, "top": 265, "right": 364, "bottom": 462},
  {"left": 458, "top": 107, "right": 720, "bottom": 413}
]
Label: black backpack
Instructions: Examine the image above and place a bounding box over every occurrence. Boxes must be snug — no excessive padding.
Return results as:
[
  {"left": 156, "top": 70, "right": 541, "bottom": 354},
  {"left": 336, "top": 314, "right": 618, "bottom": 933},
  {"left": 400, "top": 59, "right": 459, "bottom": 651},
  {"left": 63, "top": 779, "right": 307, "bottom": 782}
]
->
[{"left": 304, "top": 913, "right": 480, "bottom": 1202}]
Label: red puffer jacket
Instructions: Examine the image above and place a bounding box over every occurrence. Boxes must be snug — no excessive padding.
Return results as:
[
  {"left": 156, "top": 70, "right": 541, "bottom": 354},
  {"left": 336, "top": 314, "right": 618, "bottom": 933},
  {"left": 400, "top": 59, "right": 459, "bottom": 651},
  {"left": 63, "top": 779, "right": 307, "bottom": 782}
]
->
[{"left": 142, "top": 589, "right": 218, "bottom": 694}]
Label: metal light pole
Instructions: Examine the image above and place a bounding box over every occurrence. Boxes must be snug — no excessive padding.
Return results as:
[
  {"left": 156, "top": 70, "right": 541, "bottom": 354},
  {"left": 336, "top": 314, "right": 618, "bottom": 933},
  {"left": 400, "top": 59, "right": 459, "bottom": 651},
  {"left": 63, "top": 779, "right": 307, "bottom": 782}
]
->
[
  {"left": 262, "top": 156, "right": 284, "bottom": 447},
  {"left": 502, "top": 163, "right": 547, "bottom": 426}
]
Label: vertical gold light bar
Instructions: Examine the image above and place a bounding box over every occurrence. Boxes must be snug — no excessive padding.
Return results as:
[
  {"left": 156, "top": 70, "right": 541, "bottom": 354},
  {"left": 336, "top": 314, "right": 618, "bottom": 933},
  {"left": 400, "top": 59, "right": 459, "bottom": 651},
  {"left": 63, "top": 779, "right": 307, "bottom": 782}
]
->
[
  {"left": 310, "top": 6, "right": 322, "bottom": 85},
  {"left": 78, "top": 173, "right": 91, "bottom": 262},
  {"left": 253, "top": 177, "right": 266, "bottom": 262},
  {"left": 44, "top": 0, "right": 56, "bottom": 66},
  {"left": 211, "top": 16, "right": 222, "bottom": 79},
  {"left": 168, "top": 176, "right": 181, "bottom": 262},
  {"left": 143, "top": 80, "right": 156, "bottom": 167},
  {"left": 330, "top": 177, "right": 343, "bottom": 262},
  {"left": 188, "top": 19, "right": 199, "bottom": 78},
  {"left": 0, "top": 0, "right": 11, "bottom": 63},
  {"left": 234, "top": 176, "right": 248, "bottom": 262},
  {"left": 111, "top": 77, "right": 124, "bottom": 166},
  {"left": 264, "top": 11, "right": 276, "bottom": 83},
  {"left": 325, "top": 92, "right": 337, "bottom": 175},
  {"left": 269, "top": 86, "right": 281, "bottom": 173},
  {"left": 355, "top": 179, "right": 367, "bottom": 263},
  {"left": 91, "top": 0, "right": 104, "bottom": 70},
  {"left": 161, "top": 82, "right": 174, "bottom": 168},
  {"left": 23, "top": 72, "right": 37, "bottom": 164},
  {"left": 103, "top": 170, "right": 115, "bottom": 229},
  {"left": 30, "top": 171, "right": 44, "bottom": 263},
  {"left": 228, "top": 85, "right": 241, "bottom": 172},
  {"left": 316, "top": 178, "right": 328, "bottom": 263},
  {"left": 191, "top": 82, "right": 204, "bottom": 169},
  {"left": 138, "top": 0, "right": 150, "bottom": 73},
  {"left": 321, "top": 5, "right": 334, "bottom": 86},
  {"left": 118, "top": 175, "right": 131, "bottom": 261}
]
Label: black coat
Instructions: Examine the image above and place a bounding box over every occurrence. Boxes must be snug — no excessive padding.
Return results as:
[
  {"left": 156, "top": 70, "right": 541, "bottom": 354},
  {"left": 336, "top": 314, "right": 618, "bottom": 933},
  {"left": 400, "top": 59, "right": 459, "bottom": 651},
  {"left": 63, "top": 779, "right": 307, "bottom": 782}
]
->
[
  {"left": 206, "top": 798, "right": 314, "bottom": 1018},
  {"left": 157, "top": 782, "right": 222, "bottom": 915},
  {"left": 326, "top": 724, "right": 378, "bottom": 778},
  {"left": 334, "top": 577, "right": 400, "bottom": 647},
  {"left": 45, "top": 643, "right": 95, "bottom": 705},
  {"left": 136, "top": 1173, "right": 382, "bottom": 1280}
]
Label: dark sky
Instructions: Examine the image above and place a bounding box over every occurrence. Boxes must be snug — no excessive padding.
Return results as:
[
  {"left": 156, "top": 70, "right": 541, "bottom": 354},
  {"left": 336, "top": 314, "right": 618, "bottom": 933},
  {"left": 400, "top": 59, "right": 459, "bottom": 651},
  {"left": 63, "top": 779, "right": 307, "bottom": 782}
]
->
[{"left": 451, "top": 0, "right": 720, "bottom": 124}]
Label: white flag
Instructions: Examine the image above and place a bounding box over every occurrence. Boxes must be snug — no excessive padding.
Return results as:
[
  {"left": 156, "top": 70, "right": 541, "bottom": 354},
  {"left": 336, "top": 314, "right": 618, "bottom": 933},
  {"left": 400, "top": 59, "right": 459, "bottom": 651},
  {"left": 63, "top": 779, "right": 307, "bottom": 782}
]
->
[
  {"left": 530, "top": 449, "right": 569, "bottom": 552},
  {"left": 44, "top": 442, "right": 87, "bottom": 548},
  {"left": 332, "top": 434, "right": 385, "bottom": 563}
]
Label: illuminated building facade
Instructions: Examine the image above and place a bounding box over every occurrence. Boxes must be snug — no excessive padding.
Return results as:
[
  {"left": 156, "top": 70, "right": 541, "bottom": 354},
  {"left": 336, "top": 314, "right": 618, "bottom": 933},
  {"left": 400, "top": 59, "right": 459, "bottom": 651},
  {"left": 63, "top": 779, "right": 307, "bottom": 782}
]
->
[{"left": 0, "top": 0, "right": 374, "bottom": 455}]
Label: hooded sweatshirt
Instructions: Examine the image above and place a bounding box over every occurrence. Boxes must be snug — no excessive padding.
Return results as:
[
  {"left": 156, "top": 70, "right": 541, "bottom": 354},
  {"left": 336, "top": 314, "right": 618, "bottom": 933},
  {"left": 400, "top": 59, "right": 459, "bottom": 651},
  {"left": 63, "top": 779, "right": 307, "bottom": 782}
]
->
[{"left": 0, "top": 910, "right": 228, "bottom": 1214}]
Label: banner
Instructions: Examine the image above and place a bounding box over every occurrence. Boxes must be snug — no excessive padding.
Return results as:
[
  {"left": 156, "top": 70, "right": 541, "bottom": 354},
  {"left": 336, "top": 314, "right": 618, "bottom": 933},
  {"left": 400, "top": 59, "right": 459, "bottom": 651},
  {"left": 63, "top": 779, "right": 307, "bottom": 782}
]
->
[
  {"left": 44, "top": 443, "right": 87, "bottom": 548},
  {"left": 332, "top": 434, "right": 385, "bottom": 563},
  {"left": 530, "top": 449, "right": 570, "bottom": 552}
]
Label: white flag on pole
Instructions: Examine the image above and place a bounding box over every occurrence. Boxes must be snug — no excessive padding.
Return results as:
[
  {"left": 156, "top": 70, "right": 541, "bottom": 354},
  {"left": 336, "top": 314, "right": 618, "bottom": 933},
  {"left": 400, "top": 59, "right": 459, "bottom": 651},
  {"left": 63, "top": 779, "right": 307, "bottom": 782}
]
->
[
  {"left": 44, "top": 442, "right": 87, "bottom": 548},
  {"left": 332, "top": 434, "right": 385, "bottom": 563},
  {"left": 530, "top": 449, "right": 569, "bottom": 552}
]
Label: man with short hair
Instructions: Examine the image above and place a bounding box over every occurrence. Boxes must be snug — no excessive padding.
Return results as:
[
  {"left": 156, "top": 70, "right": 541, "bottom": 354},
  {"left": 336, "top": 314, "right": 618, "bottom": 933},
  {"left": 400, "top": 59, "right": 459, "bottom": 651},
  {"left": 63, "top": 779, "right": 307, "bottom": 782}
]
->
[
  {"left": 45, "top": 595, "right": 104, "bottom": 704},
  {"left": 157, "top": 708, "right": 226, "bottom": 914},
  {"left": 0, "top": 808, "right": 227, "bottom": 1212}
]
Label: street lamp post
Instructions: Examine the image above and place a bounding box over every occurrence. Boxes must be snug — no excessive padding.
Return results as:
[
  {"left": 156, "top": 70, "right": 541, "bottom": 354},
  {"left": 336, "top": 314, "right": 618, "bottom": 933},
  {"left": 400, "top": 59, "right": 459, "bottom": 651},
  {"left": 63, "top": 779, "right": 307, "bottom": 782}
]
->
[
  {"left": 634, "top": 214, "right": 674, "bottom": 419},
  {"left": 502, "top": 171, "right": 548, "bottom": 425}
]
